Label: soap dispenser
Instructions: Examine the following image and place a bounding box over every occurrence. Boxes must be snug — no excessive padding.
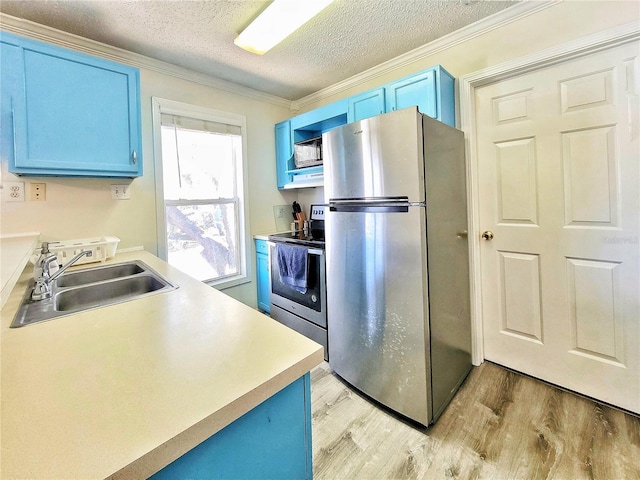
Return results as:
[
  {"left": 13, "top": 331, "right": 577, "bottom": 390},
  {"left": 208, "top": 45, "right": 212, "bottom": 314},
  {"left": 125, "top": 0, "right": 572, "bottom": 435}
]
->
[{"left": 34, "top": 242, "right": 59, "bottom": 280}]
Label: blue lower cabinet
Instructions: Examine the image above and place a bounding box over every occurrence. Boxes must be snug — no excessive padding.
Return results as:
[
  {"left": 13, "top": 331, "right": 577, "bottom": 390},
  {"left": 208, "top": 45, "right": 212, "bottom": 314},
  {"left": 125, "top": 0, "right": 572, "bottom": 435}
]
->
[
  {"left": 255, "top": 239, "right": 271, "bottom": 313},
  {"left": 151, "top": 373, "right": 313, "bottom": 480}
]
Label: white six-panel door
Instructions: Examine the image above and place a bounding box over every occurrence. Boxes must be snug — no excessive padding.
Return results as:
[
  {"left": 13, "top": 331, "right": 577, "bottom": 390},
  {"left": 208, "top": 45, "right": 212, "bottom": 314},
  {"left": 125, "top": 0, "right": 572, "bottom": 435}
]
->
[{"left": 476, "top": 41, "right": 639, "bottom": 413}]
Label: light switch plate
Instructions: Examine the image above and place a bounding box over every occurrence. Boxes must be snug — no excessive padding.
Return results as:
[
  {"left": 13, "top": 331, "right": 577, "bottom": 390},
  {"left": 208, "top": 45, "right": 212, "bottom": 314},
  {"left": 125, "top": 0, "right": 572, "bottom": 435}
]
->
[
  {"left": 111, "top": 184, "right": 131, "bottom": 200},
  {"left": 30, "top": 183, "right": 46, "bottom": 201},
  {"left": 273, "top": 204, "right": 291, "bottom": 231}
]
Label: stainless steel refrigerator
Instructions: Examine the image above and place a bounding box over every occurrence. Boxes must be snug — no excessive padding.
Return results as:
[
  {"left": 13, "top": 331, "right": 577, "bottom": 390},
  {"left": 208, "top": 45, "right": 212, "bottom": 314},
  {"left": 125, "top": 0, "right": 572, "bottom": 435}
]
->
[{"left": 323, "top": 107, "right": 471, "bottom": 426}]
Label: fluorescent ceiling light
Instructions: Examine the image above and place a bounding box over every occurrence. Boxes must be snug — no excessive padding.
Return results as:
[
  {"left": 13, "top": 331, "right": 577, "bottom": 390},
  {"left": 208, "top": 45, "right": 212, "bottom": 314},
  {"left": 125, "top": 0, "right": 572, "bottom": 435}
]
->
[{"left": 234, "top": 0, "right": 334, "bottom": 55}]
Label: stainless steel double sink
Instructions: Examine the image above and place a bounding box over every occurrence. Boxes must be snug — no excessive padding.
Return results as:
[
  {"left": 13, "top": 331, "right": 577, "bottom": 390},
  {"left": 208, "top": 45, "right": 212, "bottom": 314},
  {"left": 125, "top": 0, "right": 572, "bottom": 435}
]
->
[{"left": 11, "top": 260, "right": 178, "bottom": 328}]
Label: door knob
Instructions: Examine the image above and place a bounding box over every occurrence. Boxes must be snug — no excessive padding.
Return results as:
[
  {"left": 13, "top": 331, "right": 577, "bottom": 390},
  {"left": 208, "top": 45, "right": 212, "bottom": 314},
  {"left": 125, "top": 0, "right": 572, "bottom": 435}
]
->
[{"left": 482, "top": 231, "right": 494, "bottom": 241}]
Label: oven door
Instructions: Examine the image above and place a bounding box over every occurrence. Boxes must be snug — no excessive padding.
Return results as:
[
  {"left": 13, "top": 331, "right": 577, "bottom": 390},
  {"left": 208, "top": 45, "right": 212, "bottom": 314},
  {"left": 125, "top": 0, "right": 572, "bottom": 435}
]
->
[{"left": 269, "top": 243, "right": 326, "bottom": 328}]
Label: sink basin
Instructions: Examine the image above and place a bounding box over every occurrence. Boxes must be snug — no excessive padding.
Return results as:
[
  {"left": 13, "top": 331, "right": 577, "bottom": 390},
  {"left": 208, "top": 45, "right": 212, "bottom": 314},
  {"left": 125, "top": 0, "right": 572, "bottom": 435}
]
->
[
  {"left": 55, "top": 275, "right": 169, "bottom": 311},
  {"left": 11, "top": 261, "right": 178, "bottom": 328},
  {"left": 55, "top": 262, "right": 145, "bottom": 287}
]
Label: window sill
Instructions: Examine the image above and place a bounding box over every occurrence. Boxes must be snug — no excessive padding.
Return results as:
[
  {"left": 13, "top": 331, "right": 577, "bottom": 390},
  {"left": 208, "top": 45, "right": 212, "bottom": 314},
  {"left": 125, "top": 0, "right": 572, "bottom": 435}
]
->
[{"left": 206, "top": 274, "right": 251, "bottom": 291}]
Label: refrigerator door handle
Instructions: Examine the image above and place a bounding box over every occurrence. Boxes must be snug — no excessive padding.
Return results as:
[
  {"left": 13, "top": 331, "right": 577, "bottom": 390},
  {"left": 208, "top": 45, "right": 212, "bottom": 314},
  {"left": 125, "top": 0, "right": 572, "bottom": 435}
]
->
[
  {"left": 330, "top": 204, "right": 410, "bottom": 213},
  {"left": 329, "top": 196, "right": 408, "bottom": 203},
  {"left": 329, "top": 197, "right": 423, "bottom": 213}
]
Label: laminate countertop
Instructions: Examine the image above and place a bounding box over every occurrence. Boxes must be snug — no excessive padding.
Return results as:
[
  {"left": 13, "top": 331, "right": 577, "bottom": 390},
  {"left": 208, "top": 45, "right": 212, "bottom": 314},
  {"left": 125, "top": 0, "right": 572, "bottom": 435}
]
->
[
  {"left": 0, "top": 250, "right": 323, "bottom": 479},
  {"left": 0, "top": 233, "right": 39, "bottom": 310}
]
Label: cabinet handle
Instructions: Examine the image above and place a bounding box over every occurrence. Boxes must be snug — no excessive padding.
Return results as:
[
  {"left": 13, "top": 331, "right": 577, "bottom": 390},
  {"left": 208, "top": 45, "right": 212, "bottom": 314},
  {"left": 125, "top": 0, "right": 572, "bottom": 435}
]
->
[
  {"left": 131, "top": 150, "right": 137, "bottom": 164},
  {"left": 10, "top": 97, "right": 17, "bottom": 160}
]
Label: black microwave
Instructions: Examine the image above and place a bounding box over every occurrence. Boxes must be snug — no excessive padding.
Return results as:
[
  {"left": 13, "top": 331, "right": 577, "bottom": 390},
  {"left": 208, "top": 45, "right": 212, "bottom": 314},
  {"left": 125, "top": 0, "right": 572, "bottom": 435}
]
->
[{"left": 294, "top": 136, "right": 322, "bottom": 168}]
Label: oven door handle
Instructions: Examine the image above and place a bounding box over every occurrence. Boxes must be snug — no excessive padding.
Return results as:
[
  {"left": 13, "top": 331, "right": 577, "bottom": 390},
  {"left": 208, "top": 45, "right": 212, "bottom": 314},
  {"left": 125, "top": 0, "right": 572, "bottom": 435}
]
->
[{"left": 267, "top": 241, "right": 324, "bottom": 257}]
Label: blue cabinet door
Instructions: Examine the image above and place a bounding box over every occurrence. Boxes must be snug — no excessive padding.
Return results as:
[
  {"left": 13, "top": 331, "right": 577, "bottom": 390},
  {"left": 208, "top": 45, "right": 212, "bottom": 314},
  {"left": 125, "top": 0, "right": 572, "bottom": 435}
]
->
[
  {"left": 385, "top": 69, "right": 437, "bottom": 118},
  {"left": 0, "top": 42, "right": 23, "bottom": 169},
  {"left": 1, "top": 32, "right": 142, "bottom": 177},
  {"left": 275, "top": 120, "right": 293, "bottom": 189},
  {"left": 434, "top": 66, "right": 456, "bottom": 127},
  {"left": 256, "top": 239, "right": 271, "bottom": 313},
  {"left": 348, "top": 88, "right": 385, "bottom": 123},
  {"left": 151, "top": 373, "right": 313, "bottom": 480}
]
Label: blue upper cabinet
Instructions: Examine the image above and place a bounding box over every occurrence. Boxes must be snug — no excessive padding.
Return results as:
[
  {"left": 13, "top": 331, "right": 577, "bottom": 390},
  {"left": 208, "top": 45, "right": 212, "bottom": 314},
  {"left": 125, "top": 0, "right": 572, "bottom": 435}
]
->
[
  {"left": 275, "top": 120, "right": 292, "bottom": 190},
  {"left": 0, "top": 41, "right": 22, "bottom": 170},
  {"left": 385, "top": 70, "right": 437, "bottom": 117},
  {"left": 275, "top": 65, "right": 456, "bottom": 189},
  {"left": 1, "top": 32, "right": 142, "bottom": 177},
  {"left": 347, "top": 88, "right": 385, "bottom": 123},
  {"left": 347, "top": 66, "right": 455, "bottom": 126},
  {"left": 277, "top": 99, "right": 348, "bottom": 189}
]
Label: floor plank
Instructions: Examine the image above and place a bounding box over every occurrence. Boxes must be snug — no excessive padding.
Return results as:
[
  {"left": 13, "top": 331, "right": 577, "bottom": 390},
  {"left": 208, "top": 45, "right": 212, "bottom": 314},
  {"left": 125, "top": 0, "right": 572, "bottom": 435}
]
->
[{"left": 311, "top": 361, "right": 640, "bottom": 480}]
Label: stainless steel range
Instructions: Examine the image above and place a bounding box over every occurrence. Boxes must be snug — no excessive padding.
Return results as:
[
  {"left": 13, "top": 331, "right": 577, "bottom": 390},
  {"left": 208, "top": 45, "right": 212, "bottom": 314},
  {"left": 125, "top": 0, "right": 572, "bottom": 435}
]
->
[{"left": 268, "top": 205, "right": 328, "bottom": 360}]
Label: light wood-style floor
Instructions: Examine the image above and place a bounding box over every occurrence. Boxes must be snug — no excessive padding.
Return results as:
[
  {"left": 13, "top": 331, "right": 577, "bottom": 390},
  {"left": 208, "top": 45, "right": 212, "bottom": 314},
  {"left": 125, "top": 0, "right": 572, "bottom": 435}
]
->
[{"left": 311, "top": 361, "right": 640, "bottom": 480}]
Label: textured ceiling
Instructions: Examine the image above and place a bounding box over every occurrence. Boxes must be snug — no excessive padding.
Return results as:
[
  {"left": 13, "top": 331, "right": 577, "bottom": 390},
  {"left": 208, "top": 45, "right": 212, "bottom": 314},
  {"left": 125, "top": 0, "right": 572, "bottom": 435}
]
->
[{"left": 0, "top": 0, "right": 519, "bottom": 100}]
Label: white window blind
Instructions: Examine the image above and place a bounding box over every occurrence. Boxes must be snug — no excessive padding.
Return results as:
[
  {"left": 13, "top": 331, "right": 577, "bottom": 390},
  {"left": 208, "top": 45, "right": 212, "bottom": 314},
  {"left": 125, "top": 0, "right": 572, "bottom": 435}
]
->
[{"left": 160, "top": 113, "right": 242, "bottom": 136}]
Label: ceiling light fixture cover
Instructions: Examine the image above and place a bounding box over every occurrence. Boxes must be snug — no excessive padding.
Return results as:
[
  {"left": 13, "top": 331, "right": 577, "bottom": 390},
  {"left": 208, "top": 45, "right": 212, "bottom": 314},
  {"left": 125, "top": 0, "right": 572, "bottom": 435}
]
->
[{"left": 234, "top": 0, "right": 334, "bottom": 55}]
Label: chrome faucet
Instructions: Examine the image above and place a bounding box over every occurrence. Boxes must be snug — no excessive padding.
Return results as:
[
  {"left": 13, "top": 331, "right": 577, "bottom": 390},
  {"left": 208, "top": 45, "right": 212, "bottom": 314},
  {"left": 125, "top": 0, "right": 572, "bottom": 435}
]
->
[{"left": 32, "top": 250, "right": 92, "bottom": 300}]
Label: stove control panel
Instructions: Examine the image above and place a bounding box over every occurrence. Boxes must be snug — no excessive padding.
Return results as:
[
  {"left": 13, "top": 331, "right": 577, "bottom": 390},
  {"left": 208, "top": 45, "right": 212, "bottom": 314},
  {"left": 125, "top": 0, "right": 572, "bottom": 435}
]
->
[{"left": 310, "top": 204, "right": 325, "bottom": 221}]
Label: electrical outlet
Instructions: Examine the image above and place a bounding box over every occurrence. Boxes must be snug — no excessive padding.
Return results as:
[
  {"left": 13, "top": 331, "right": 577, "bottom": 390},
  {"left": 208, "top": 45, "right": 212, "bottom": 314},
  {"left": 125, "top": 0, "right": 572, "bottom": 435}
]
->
[
  {"left": 111, "top": 184, "right": 131, "bottom": 200},
  {"left": 273, "top": 204, "right": 292, "bottom": 231},
  {"left": 29, "top": 183, "right": 46, "bottom": 201},
  {"left": 3, "top": 181, "right": 25, "bottom": 202}
]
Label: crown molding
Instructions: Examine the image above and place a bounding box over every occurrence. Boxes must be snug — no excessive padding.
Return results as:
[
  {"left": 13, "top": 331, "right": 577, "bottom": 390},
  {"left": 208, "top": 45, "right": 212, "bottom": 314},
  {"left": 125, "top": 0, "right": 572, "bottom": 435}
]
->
[
  {"left": 0, "top": 13, "right": 292, "bottom": 109},
  {"left": 293, "top": 0, "right": 559, "bottom": 111}
]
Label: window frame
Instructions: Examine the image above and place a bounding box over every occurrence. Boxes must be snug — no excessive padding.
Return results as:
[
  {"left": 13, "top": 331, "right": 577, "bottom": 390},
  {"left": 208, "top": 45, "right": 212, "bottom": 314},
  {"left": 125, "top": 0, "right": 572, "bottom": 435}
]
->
[{"left": 151, "top": 97, "right": 250, "bottom": 289}]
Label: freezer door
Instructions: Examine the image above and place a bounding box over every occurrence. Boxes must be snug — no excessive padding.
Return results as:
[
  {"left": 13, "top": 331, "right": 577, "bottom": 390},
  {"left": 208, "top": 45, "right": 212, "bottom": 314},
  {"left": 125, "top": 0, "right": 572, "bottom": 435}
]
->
[
  {"left": 323, "top": 107, "right": 425, "bottom": 202},
  {"left": 326, "top": 205, "right": 432, "bottom": 426}
]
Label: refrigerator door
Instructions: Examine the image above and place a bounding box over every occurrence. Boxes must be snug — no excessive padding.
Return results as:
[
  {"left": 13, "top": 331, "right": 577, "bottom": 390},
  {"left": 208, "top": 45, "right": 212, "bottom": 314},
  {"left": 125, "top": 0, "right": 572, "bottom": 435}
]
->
[
  {"left": 323, "top": 107, "right": 425, "bottom": 202},
  {"left": 326, "top": 204, "right": 432, "bottom": 425}
]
